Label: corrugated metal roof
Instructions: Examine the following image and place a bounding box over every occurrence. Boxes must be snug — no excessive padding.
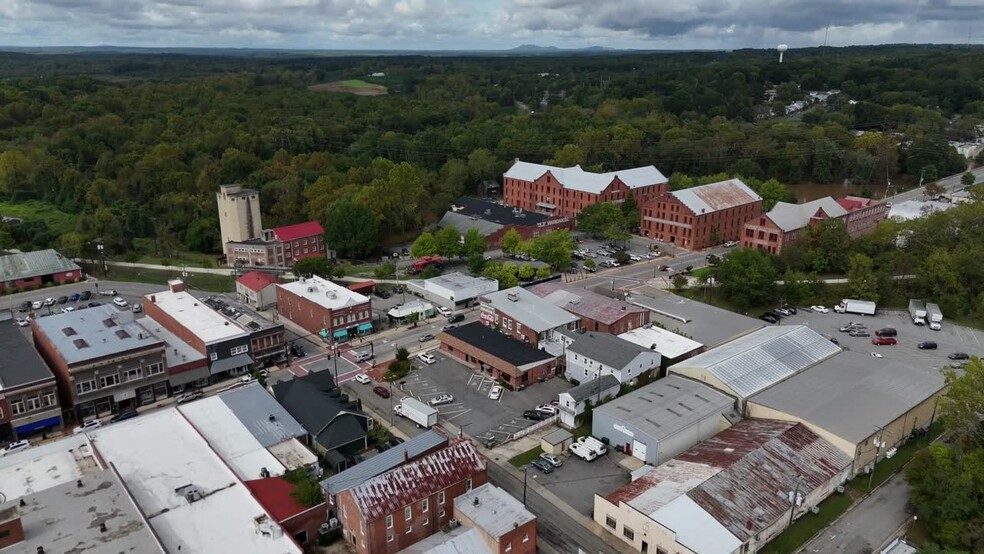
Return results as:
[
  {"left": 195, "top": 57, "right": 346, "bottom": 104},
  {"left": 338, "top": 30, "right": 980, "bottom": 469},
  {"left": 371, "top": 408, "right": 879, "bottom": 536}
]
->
[
  {"left": 322, "top": 430, "right": 448, "bottom": 494},
  {"left": 0, "top": 249, "right": 80, "bottom": 283},
  {"left": 504, "top": 160, "right": 667, "bottom": 194},
  {"left": 668, "top": 325, "right": 840, "bottom": 399},
  {"left": 748, "top": 351, "right": 946, "bottom": 444},
  {"left": 671, "top": 179, "right": 761, "bottom": 215},
  {"left": 348, "top": 440, "right": 485, "bottom": 521},
  {"left": 766, "top": 197, "right": 849, "bottom": 232},
  {"left": 684, "top": 421, "right": 851, "bottom": 543},
  {"left": 216, "top": 382, "right": 307, "bottom": 447}
]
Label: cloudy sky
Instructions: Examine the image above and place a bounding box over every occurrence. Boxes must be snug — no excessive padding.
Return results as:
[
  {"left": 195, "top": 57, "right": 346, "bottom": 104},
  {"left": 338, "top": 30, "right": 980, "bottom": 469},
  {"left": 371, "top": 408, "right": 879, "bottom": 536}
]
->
[{"left": 0, "top": 0, "right": 981, "bottom": 50}]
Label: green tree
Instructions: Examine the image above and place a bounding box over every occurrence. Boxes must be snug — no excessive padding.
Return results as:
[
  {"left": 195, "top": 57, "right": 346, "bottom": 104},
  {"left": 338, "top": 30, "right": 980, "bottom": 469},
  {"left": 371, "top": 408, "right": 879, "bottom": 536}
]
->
[
  {"left": 620, "top": 194, "right": 641, "bottom": 230},
  {"left": 501, "top": 229, "right": 522, "bottom": 254},
  {"left": 518, "top": 263, "right": 535, "bottom": 281},
  {"left": 525, "top": 230, "right": 574, "bottom": 269},
  {"left": 462, "top": 227, "right": 486, "bottom": 259},
  {"left": 482, "top": 262, "right": 519, "bottom": 289},
  {"left": 668, "top": 173, "right": 695, "bottom": 191},
  {"left": 917, "top": 251, "right": 967, "bottom": 314},
  {"left": 410, "top": 232, "right": 438, "bottom": 257},
  {"left": 781, "top": 270, "right": 810, "bottom": 305},
  {"left": 535, "top": 265, "right": 552, "bottom": 279},
  {"left": 293, "top": 256, "right": 335, "bottom": 278},
  {"left": 467, "top": 253, "right": 486, "bottom": 274},
  {"left": 323, "top": 197, "right": 379, "bottom": 259},
  {"left": 671, "top": 274, "right": 689, "bottom": 290},
  {"left": 803, "top": 218, "right": 851, "bottom": 273},
  {"left": 583, "top": 258, "right": 597, "bottom": 271},
  {"left": 434, "top": 226, "right": 462, "bottom": 258},
  {"left": 847, "top": 253, "right": 879, "bottom": 301},
  {"left": 374, "top": 261, "right": 396, "bottom": 279},
  {"left": 753, "top": 178, "right": 793, "bottom": 211},
  {"left": 548, "top": 144, "right": 585, "bottom": 167},
  {"left": 961, "top": 171, "right": 976, "bottom": 188},
  {"left": 577, "top": 202, "right": 624, "bottom": 238},
  {"left": 714, "top": 248, "right": 778, "bottom": 309}
]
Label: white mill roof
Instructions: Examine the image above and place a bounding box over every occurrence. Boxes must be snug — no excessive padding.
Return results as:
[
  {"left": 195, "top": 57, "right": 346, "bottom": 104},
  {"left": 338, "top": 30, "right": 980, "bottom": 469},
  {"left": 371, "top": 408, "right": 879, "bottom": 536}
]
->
[
  {"left": 504, "top": 160, "right": 667, "bottom": 194},
  {"left": 670, "top": 178, "right": 761, "bottom": 215},
  {"left": 766, "top": 197, "right": 849, "bottom": 232}
]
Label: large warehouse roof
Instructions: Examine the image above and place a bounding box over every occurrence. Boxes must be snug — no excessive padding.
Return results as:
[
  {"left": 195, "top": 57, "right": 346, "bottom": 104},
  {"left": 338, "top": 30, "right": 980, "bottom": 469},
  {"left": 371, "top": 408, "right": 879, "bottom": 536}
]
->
[
  {"left": 594, "top": 375, "right": 738, "bottom": 444},
  {"left": 0, "top": 248, "right": 80, "bottom": 283},
  {"left": 668, "top": 325, "right": 840, "bottom": 399},
  {"left": 504, "top": 160, "right": 667, "bottom": 194},
  {"left": 626, "top": 292, "right": 763, "bottom": 348},
  {"left": 748, "top": 351, "right": 946, "bottom": 444}
]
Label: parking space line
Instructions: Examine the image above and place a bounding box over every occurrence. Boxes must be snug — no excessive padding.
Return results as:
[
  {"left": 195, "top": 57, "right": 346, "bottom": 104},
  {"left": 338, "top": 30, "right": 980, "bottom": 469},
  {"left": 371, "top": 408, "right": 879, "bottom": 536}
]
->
[{"left": 444, "top": 409, "right": 472, "bottom": 421}]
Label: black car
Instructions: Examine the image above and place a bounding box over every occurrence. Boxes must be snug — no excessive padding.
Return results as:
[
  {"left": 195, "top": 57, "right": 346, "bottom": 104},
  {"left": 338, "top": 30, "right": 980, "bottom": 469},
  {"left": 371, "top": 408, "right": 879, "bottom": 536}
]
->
[
  {"left": 57, "top": 296, "right": 68, "bottom": 304},
  {"left": 875, "top": 328, "right": 897, "bottom": 337},
  {"left": 290, "top": 343, "right": 306, "bottom": 358},
  {"left": 523, "top": 410, "right": 548, "bottom": 421},
  {"left": 18, "top": 301, "right": 31, "bottom": 312},
  {"left": 529, "top": 459, "right": 554, "bottom": 474},
  {"left": 388, "top": 437, "right": 405, "bottom": 448},
  {"left": 759, "top": 313, "right": 779, "bottom": 323},
  {"left": 448, "top": 314, "right": 465, "bottom": 324},
  {"left": 80, "top": 290, "right": 92, "bottom": 300},
  {"left": 782, "top": 304, "right": 798, "bottom": 315},
  {"left": 947, "top": 352, "right": 970, "bottom": 360},
  {"left": 917, "top": 341, "right": 938, "bottom": 350},
  {"left": 110, "top": 409, "right": 139, "bottom": 423},
  {"left": 87, "top": 302, "right": 100, "bottom": 308}
]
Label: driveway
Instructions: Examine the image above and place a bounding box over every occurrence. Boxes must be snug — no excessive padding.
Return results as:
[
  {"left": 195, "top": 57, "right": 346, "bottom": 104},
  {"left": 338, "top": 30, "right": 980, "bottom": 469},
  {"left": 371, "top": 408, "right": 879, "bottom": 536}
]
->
[{"left": 531, "top": 451, "right": 631, "bottom": 516}]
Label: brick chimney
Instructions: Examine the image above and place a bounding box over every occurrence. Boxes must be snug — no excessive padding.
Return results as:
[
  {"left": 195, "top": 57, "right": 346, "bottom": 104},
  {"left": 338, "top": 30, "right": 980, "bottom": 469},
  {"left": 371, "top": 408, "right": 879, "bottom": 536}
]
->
[{"left": 168, "top": 279, "right": 186, "bottom": 293}]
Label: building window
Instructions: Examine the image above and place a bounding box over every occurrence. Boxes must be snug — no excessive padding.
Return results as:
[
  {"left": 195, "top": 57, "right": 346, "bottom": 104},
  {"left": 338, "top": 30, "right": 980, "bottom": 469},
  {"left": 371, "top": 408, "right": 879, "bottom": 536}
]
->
[
  {"left": 439, "top": 510, "right": 445, "bottom": 518},
  {"left": 438, "top": 490, "right": 446, "bottom": 505},
  {"left": 388, "top": 535, "right": 394, "bottom": 543},
  {"left": 76, "top": 379, "right": 96, "bottom": 395},
  {"left": 99, "top": 374, "right": 121, "bottom": 388},
  {"left": 386, "top": 515, "right": 393, "bottom": 529},
  {"left": 606, "top": 516, "right": 617, "bottom": 529},
  {"left": 122, "top": 367, "right": 142, "bottom": 382},
  {"left": 230, "top": 345, "right": 249, "bottom": 356},
  {"left": 406, "top": 526, "right": 412, "bottom": 534},
  {"left": 623, "top": 526, "right": 635, "bottom": 541},
  {"left": 210, "top": 351, "right": 218, "bottom": 361},
  {"left": 9, "top": 399, "right": 24, "bottom": 415},
  {"left": 421, "top": 498, "right": 428, "bottom": 512},
  {"left": 405, "top": 506, "right": 412, "bottom": 520},
  {"left": 523, "top": 533, "right": 529, "bottom": 542},
  {"left": 465, "top": 478, "right": 472, "bottom": 491},
  {"left": 506, "top": 543, "right": 512, "bottom": 552}
]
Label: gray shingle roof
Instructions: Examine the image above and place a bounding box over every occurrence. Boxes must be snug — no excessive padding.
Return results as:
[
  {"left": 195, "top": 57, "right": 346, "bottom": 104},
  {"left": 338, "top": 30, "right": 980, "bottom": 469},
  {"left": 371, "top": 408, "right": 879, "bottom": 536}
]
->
[
  {"left": 671, "top": 179, "right": 761, "bottom": 215},
  {"left": 668, "top": 325, "right": 840, "bottom": 399},
  {"left": 565, "top": 330, "right": 650, "bottom": 369},
  {"left": 0, "top": 324, "right": 55, "bottom": 389},
  {"left": 217, "top": 382, "right": 307, "bottom": 447},
  {"left": 766, "top": 197, "right": 849, "bottom": 232},
  {"left": 0, "top": 249, "right": 80, "bottom": 283},
  {"left": 564, "top": 374, "right": 621, "bottom": 402}
]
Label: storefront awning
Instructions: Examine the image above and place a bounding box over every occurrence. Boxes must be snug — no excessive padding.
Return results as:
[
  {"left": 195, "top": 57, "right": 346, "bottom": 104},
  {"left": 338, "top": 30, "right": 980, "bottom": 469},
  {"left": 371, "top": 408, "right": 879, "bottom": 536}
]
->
[
  {"left": 15, "top": 415, "right": 62, "bottom": 434},
  {"left": 357, "top": 323, "right": 373, "bottom": 332},
  {"left": 169, "top": 365, "right": 211, "bottom": 386},
  {"left": 536, "top": 202, "right": 557, "bottom": 209},
  {"left": 209, "top": 353, "right": 254, "bottom": 375},
  {"left": 333, "top": 329, "right": 349, "bottom": 339}
]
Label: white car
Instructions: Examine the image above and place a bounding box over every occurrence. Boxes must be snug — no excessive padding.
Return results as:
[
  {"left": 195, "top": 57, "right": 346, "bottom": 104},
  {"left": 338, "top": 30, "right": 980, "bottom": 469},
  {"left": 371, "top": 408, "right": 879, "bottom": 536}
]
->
[
  {"left": 871, "top": 352, "right": 883, "bottom": 359},
  {"left": 489, "top": 385, "right": 503, "bottom": 400},
  {"left": 810, "top": 305, "right": 829, "bottom": 314},
  {"left": 535, "top": 404, "right": 559, "bottom": 416},
  {"left": 31, "top": 300, "right": 43, "bottom": 310},
  {"left": 724, "top": 240, "right": 739, "bottom": 247},
  {"left": 73, "top": 420, "right": 103, "bottom": 434},
  {"left": 99, "top": 289, "right": 117, "bottom": 296},
  {"left": 62, "top": 306, "right": 76, "bottom": 312},
  {"left": 2, "top": 440, "right": 31, "bottom": 456},
  {"left": 430, "top": 394, "right": 454, "bottom": 406},
  {"left": 43, "top": 297, "right": 56, "bottom": 306},
  {"left": 112, "top": 297, "right": 128, "bottom": 308},
  {"left": 436, "top": 306, "right": 452, "bottom": 317},
  {"left": 418, "top": 352, "right": 436, "bottom": 365},
  {"left": 629, "top": 255, "right": 642, "bottom": 262},
  {"left": 354, "top": 374, "right": 371, "bottom": 384},
  {"left": 239, "top": 375, "right": 254, "bottom": 384},
  {"left": 14, "top": 318, "right": 29, "bottom": 327}
]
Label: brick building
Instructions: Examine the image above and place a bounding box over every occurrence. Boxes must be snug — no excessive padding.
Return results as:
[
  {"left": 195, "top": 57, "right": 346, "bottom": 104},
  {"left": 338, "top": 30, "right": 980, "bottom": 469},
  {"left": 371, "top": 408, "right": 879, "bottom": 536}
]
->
[
  {"left": 438, "top": 197, "right": 574, "bottom": 249},
  {"left": 0, "top": 324, "right": 62, "bottom": 441},
  {"left": 478, "top": 287, "right": 579, "bottom": 351},
  {"left": 32, "top": 306, "right": 169, "bottom": 421},
  {"left": 641, "top": 179, "right": 763, "bottom": 250},
  {"left": 837, "top": 196, "right": 889, "bottom": 236},
  {"left": 236, "top": 271, "right": 282, "bottom": 310},
  {"left": 741, "top": 197, "right": 848, "bottom": 254},
  {"left": 276, "top": 276, "right": 373, "bottom": 343},
  {"left": 225, "top": 221, "right": 328, "bottom": 269},
  {"left": 528, "top": 282, "right": 649, "bottom": 334},
  {"left": 246, "top": 477, "right": 327, "bottom": 547},
  {"left": 503, "top": 161, "right": 667, "bottom": 218},
  {"left": 0, "top": 249, "right": 82, "bottom": 294},
  {"left": 439, "top": 322, "right": 559, "bottom": 388},
  {"left": 335, "top": 440, "right": 487, "bottom": 554}
]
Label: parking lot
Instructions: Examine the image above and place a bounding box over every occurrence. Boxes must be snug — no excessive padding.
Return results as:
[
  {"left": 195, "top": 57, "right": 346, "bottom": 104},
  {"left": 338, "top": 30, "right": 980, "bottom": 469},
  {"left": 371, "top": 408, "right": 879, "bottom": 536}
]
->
[
  {"left": 387, "top": 351, "right": 570, "bottom": 445},
  {"left": 776, "top": 307, "right": 984, "bottom": 369},
  {"left": 530, "top": 451, "right": 631, "bottom": 516}
]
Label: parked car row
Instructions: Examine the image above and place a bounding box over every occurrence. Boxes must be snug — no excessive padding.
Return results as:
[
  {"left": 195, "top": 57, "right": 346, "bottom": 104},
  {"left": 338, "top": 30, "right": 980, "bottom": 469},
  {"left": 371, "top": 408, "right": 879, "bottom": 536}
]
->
[{"left": 522, "top": 403, "right": 559, "bottom": 421}]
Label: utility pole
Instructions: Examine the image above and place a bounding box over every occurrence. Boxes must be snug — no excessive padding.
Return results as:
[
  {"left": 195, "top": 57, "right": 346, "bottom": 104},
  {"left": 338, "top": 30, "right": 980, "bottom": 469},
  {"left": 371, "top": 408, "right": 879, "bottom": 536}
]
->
[
  {"left": 522, "top": 465, "right": 529, "bottom": 506},
  {"left": 783, "top": 478, "right": 803, "bottom": 553}
]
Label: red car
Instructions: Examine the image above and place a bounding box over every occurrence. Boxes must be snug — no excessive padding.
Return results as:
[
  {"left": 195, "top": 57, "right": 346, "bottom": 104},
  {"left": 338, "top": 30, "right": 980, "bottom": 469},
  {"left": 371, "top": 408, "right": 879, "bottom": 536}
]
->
[
  {"left": 373, "top": 386, "right": 391, "bottom": 398},
  {"left": 872, "top": 337, "right": 897, "bottom": 346}
]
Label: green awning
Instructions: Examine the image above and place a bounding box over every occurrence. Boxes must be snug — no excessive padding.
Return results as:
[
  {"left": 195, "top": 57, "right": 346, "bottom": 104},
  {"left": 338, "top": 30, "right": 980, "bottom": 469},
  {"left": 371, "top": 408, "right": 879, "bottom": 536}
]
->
[
  {"left": 333, "top": 329, "right": 349, "bottom": 338},
  {"left": 357, "top": 323, "right": 373, "bottom": 332}
]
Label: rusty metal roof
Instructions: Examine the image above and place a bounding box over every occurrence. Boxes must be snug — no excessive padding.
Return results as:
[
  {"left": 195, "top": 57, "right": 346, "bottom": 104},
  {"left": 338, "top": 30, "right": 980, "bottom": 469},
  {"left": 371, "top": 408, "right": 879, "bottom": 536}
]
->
[
  {"left": 682, "top": 420, "right": 851, "bottom": 543},
  {"left": 348, "top": 440, "right": 486, "bottom": 521},
  {"left": 671, "top": 178, "right": 761, "bottom": 215}
]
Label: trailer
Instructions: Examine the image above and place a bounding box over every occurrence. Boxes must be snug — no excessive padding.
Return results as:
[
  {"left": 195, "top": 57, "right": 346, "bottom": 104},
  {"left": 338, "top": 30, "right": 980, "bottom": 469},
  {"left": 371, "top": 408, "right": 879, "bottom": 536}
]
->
[
  {"left": 908, "top": 299, "right": 927, "bottom": 326},
  {"left": 926, "top": 303, "right": 943, "bottom": 331},
  {"left": 394, "top": 397, "right": 438, "bottom": 428},
  {"left": 834, "top": 299, "right": 877, "bottom": 315}
]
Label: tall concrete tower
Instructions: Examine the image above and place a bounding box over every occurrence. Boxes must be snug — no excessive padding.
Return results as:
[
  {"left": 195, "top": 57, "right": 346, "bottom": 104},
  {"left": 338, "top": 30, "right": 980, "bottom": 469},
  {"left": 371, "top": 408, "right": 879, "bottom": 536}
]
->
[{"left": 216, "top": 184, "right": 263, "bottom": 246}]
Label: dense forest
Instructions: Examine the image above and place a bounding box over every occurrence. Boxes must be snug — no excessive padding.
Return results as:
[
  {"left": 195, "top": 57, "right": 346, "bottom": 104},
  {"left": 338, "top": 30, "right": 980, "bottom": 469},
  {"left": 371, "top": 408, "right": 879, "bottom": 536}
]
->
[{"left": 0, "top": 45, "right": 982, "bottom": 259}]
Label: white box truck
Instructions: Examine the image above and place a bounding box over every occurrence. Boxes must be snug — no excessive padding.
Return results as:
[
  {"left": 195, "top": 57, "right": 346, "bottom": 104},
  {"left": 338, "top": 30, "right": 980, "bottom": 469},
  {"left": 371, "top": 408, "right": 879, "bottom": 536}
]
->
[
  {"left": 394, "top": 397, "right": 438, "bottom": 428},
  {"left": 570, "top": 441, "right": 598, "bottom": 461},
  {"left": 926, "top": 303, "right": 943, "bottom": 331},
  {"left": 908, "top": 299, "right": 927, "bottom": 326},
  {"left": 834, "top": 299, "right": 877, "bottom": 315}
]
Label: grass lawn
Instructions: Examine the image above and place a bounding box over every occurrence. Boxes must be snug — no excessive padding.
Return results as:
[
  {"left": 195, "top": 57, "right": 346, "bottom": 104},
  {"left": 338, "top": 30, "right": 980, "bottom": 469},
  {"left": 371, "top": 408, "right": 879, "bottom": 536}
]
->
[
  {"left": 0, "top": 200, "right": 79, "bottom": 235},
  {"left": 86, "top": 263, "right": 235, "bottom": 293},
  {"left": 760, "top": 492, "right": 855, "bottom": 554},
  {"left": 338, "top": 79, "right": 374, "bottom": 88},
  {"left": 508, "top": 446, "right": 544, "bottom": 468}
]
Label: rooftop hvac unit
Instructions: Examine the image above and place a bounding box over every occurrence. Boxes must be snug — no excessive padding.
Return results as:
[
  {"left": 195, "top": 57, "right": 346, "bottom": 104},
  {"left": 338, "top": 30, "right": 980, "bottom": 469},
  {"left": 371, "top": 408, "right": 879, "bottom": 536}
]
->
[
  {"left": 307, "top": 286, "right": 316, "bottom": 293},
  {"left": 506, "top": 292, "right": 519, "bottom": 302}
]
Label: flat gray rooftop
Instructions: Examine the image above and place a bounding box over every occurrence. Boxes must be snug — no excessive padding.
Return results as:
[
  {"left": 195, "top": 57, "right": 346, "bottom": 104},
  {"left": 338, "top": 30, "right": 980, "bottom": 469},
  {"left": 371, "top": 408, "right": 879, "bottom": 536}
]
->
[
  {"left": 626, "top": 291, "right": 763, "bottom": 348},
  {"left": 748, "top": 351, "right": 946, "bottom": 444},
  {"left": 9, "top": 466, "right": 165, "bottom": 553},
  {"left": 0, "top": 324, "right": 54, "bottom": 389},
  {"left": 33, "top": 305, "right": 163, "bottom": 365}
]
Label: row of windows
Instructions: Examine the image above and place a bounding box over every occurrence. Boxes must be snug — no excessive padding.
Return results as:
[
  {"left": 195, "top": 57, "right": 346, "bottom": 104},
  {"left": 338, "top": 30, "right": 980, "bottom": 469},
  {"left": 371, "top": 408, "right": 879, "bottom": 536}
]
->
[
  {"left": 9, "top": 390, "right": 57, "bottom": 415},
  {"left": 331, "top": 310, "right": 371, "bottom": 327},
  {"left": 74, "top": 363, "right": 164, "bottom": 395}
]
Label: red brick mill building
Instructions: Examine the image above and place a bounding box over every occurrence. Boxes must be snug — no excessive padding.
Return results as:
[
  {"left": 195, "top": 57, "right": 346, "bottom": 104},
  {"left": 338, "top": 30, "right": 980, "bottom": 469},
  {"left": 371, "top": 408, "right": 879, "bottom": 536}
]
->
[{"left": 641, "top": 178, "right": 763, "bottom": 250}]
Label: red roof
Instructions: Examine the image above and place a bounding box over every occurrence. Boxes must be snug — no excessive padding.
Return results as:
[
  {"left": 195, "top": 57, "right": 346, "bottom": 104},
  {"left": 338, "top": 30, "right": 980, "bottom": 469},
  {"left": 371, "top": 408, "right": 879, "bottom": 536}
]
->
[
  {"left": 237, "top": 271, "right": 283, "bottom": 293},
  {"left": 836, "top": 196, "right": 873, "bottom": 212},
  {"left": 245, "top": 477, "right": 316, "bottom": 522},
  {"left": 272, "top": 221, "right": 325, "bottom": 242},
  {"left": 347, "top": 281, "right": 376, "bottom": 292}
]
